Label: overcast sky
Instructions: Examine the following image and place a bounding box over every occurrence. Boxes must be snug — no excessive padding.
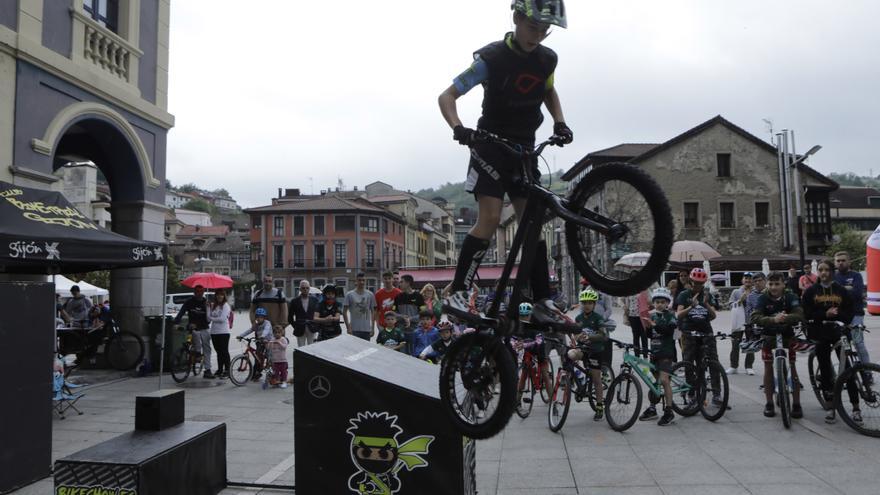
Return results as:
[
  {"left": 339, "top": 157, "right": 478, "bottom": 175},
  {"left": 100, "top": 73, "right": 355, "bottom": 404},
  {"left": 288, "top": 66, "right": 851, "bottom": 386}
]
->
[{"left": 166, "top": 1, "right": 880, "bottom": 208}]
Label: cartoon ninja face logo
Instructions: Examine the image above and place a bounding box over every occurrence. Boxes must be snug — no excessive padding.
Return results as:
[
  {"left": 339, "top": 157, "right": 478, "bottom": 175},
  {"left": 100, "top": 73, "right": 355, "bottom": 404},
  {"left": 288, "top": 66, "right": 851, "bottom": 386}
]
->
[{"left": 346, "top": 411, "right": 434, "bottom": 495}]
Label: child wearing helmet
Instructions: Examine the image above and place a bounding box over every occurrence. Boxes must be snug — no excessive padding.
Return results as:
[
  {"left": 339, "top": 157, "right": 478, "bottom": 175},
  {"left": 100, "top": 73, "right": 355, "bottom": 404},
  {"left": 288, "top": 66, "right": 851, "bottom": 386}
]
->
[
  {"left": 512, "top": 301, "right": 553, "bottom": 397},
  {"left": 439, "top": 0, "right": 573, "bottom": 326},
  {"left": 313, "top": 284, "right": 343, "bottom": 341},
  {"left": 238, "top": 306, "right": 273, "bottom": 382},
  {"left": 639, "top": 288, "right": 678, "bottom": 426},
  {"left": 570, "top": 288, "right": 609, "bottom": 421},
  {"left": 377, "top": 312, "right": 406, "bottom": 352},
  {"left": 675, "top": 267, "right": 722, "bottom": 402},
  {"left": 419, "top": 320, "right": 457, "bottom": 362}
]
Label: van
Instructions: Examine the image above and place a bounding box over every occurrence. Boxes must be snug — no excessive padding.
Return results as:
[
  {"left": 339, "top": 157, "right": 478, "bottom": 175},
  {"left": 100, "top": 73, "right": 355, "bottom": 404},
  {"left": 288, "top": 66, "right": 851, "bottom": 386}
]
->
[{"left": 165, "top": 292, "right": 215, "bottom": 315}]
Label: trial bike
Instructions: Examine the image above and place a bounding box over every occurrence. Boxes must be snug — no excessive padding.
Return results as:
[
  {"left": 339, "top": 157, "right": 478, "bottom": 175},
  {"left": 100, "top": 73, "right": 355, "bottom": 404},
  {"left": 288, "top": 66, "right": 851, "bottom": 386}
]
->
[
  {"left": 439, "top": 131, "right": 673, "bottom": 439},
  {"left": 56, "top": 318, "right": 145, "bottom": 372},
  {"left": 544, "top": 336, "right": 614, "bottom": 432}
]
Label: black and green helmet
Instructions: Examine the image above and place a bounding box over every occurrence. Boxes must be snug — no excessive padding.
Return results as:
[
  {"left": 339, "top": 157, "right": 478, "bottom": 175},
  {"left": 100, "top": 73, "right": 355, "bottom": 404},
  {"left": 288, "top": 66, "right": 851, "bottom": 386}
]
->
[{"left": 511, "top": 0, "right": 567, "bottom": 29}]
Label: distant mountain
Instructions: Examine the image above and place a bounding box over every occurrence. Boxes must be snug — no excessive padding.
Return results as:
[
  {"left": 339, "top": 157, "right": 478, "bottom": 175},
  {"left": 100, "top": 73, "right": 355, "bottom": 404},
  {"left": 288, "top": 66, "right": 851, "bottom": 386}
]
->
[
  {"left": 415, "top": 170, "right": 569, "bottom": 212},
  {"left": 829, "top": 172, "right": 880, "bottom": 189}
]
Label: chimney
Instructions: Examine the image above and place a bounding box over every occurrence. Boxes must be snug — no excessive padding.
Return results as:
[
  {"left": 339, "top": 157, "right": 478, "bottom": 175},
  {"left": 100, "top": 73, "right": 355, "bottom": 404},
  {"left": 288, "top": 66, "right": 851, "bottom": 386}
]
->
[
  {"left": 354, "top": 186, "right": 358, "bottom": 191},
  {"left": 277, "top": 188, "right": 282, "bottom": 198},
  {"left": 285, "top": 188, "right": 300, "bottom": 197}
]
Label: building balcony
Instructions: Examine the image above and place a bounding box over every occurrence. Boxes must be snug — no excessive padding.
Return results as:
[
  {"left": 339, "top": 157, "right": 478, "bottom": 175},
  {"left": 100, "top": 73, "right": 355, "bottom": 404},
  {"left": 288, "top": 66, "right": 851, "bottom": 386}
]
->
[
  {"left": 72, "top": 9, "right": 143, "bottom": 86},
  {"left": 287, "top": 258, "right": 332, "bottom": 270},
  {"left": 362, "top": 258, "right": 378, "bottom": 269}
]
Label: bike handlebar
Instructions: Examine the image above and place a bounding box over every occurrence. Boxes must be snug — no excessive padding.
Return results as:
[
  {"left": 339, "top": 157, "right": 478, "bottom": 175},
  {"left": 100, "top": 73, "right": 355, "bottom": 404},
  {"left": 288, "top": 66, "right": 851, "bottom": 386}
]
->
[{"left": 471, "top": 131, "right": 564, "bottom": 158}]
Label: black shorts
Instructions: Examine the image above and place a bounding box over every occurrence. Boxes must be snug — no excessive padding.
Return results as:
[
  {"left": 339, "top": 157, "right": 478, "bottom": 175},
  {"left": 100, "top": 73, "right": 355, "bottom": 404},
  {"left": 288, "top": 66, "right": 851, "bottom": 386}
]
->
[
  {"left": 651, "top": 356, "right": 674, "bottom": 374},
  {"left": 465, "top": 141, "right": 540, "bottom": 200},
  {"left": 582, "top": 352, "right": 604, "bottom": 371}
]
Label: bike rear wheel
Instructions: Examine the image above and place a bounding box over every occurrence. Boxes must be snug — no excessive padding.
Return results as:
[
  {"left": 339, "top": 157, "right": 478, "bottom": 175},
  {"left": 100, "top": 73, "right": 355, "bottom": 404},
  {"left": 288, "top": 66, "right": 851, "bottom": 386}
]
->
[
  {"left": 835, "top": 362, "right": 880, "bottom": 437},
  {"left": 565, "top": 163, "right": 674, "bottom": 296},
  {"left": 699, "top": 360, "right": 729, "bottom": 421},
  {"left": 229, "top": 354, "right": 253, "bottom": 386},
  {"left": 808, "top": 351, "right": 834, "bottom": 410},
  {"left": 170, "top": 348, "right": 191, "bottom": 383},
  {"left": 605, "top": 372, "right": 642, "bottom": 432},
  {"left": 439, "top": 332, "right": 517, "bottom": 439},
  {"left": 105, "top": 330, "right": 145, "bottom": 371},
  {"left": 588, "top": 365, "right": 615, "bottom": 412},
  {"left": 515, "top": 363, "right": 536, "bottom": 419},
  {"left": 777, "top": 359, "right": 792, "bottom": 429},
  {"left": 548, "top": 371, "right": 571, "bottom": 433},
  {"left": 669, "top": 361, "right": 700, "bottom": 416}
]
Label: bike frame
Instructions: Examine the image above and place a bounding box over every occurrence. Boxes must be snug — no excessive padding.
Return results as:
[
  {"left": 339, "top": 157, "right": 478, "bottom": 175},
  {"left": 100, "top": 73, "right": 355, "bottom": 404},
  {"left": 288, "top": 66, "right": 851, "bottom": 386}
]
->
[{"left": 619, "top": 346, "right": 692, "bottom": 398}]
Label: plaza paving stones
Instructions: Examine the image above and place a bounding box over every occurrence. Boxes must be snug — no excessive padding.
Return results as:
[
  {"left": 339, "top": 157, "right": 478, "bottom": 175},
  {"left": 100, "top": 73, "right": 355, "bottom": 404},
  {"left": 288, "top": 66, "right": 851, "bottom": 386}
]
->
[{"left": 11, "top": 308, "right": 880, "bottom": 494}]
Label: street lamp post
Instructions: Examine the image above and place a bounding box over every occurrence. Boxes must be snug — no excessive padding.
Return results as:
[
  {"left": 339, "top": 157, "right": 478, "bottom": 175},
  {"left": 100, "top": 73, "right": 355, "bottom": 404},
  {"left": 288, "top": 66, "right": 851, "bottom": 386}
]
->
[{"left": 788, "top": 135, "right": 822, "bottom": 271}]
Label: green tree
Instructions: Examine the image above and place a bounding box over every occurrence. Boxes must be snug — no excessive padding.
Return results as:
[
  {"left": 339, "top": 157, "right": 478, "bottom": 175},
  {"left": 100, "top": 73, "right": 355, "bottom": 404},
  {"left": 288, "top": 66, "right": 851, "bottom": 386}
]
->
[
  {"left": 211, "top": 188, "right": 231, "bottom": 198},
  {"left": 166, "top": 257, "right": 182, "bottom": 293},
  {"left": 825, "top": 224, "right": 867, "bottom": 270},
  {"left": 178, "top": 183, "right": 200, "bottom": 193},
  {"left": 182, "top": 199, "right": 217, "bottom": 215}
]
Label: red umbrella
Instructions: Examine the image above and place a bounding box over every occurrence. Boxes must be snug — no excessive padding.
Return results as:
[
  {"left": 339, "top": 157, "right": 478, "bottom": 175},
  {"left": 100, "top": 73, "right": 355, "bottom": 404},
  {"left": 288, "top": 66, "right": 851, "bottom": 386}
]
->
[{"left": 181, "top": 272, "right": 233, "bottom": 289}]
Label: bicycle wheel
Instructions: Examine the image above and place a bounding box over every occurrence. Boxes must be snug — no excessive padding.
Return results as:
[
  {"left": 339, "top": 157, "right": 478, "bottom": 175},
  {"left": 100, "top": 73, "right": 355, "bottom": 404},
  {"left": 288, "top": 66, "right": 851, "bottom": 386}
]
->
[
  {"left": 104, "top": 330, "right": 145, "bottom": 371},
  {"left": 700, "top": 360, "right": 729, "bottom": 421},
  {"left": 439, "top": 332, "right": 517, "bottom": 440},
  {"left": 515, "top": 364, "right": 535, "bottom": 419},
  {"left": 835, "top": 362, "right": 880, "bottom": 437},
  {"left": 228, "top": 354, "right": 253, "bottom": 386},
  {"left": 539, "top": 359, "right": 555, "bottom": 404},
  {"left": 565, "top": 163, "right": 673, "bottom": 297},
  {"left": 808, "top": 351, "right": 835, "bottom": 410},
  {"left": 548, "top": 372, "right": 572, "bottom": 433},
  {"left": 777, "top": 359, "right": 792, "bottom": 429},
  {"left": 669, "top": 361, "right": 700, "bottom": 416},
  {"left": 605, "top": 372, "right": 643, "bottom": 432},
  {"left": 588, "top": 365, "right": 615, "bottom": 412},
  {"left": 170, "top": 348, "right": 191, "bottom": 383}
]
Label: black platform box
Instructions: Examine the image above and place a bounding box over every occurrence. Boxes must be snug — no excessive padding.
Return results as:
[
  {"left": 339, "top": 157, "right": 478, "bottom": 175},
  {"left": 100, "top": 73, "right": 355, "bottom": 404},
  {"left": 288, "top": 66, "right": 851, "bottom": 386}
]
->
[
  {"left": 136, "top": 389, "right": 185, "bottom": 431},
  {"left": 54, "top": 421, "right": 226, "bottom": 495},
  {"left": 294, "top": 334, "right": 476, "bottom": 495}
]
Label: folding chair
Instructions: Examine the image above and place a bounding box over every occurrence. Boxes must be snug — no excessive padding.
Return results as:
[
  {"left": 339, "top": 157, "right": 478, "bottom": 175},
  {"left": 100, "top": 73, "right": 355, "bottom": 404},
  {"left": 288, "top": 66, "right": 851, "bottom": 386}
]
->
[{"left": 52, "top": 371, "right": 84, "bottom": 419}]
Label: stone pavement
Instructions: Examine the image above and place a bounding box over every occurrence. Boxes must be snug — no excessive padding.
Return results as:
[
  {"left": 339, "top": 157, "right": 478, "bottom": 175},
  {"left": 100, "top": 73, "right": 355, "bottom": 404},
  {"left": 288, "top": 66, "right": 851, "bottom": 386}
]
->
[{"left": 13, "top": 308, "right": 880, "bottom": 494}]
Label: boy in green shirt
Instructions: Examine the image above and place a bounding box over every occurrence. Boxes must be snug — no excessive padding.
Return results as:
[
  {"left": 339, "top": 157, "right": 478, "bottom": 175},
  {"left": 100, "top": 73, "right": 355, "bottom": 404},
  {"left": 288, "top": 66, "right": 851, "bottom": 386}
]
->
[
  {"left": 570, "top": 289, "right": 609, "bottom": 421},
  {"left": 640, "top": 288, "right": 678, "bottom": 426},
  {"left": 376, "top": 312, "right": 406, "bottom": 352}
]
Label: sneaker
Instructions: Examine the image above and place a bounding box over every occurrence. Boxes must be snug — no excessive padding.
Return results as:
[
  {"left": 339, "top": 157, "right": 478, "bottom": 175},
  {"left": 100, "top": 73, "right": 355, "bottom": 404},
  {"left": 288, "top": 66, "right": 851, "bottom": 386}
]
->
[
  {"left": 791, "top": 404, "right": 803, "bottom": 419},
  {"left": 639, "top": 406, "right": 658, "bottom": 421},
  {"left": 763, "top": 402, "right": 775, "bottom": 417},
  {"left": 261, "top": 380, "right": 268, "bottom": 390},
  {"left": 279, "top": 383, "right": 288, "bottom": 389},
  {"left": 658, "top": 409, "right": 675, "bottom": 426},
  {"left": 746, "top": 368, "right": 756, "bottom": 376},
  {"left": 825, "top": 409, "right": 836, "bottom": 424},
  {"left": 443, "top": 290, "right": 482, "bottom": 321},
  {"left": 726, "top": 368, "right": 738, "bottom": 375},
  {"left": 203, "top": 371, "right": 215, "bottom": 379},
  {"left": 852, "top": 409, "right": 863, "bottom": 423},
  {"left": 593, "top": 406, "right": 604, "bottom": 422}
]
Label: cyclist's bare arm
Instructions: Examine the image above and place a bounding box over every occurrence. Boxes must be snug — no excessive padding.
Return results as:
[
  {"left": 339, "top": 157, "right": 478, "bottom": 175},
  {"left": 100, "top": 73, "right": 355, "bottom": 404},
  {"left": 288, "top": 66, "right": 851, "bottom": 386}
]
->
[
  {"left": 543, "top": 87, "right": 566, "bottom": 124},
  {"left": 438, "top": 85, "right": 463, "bottom": 129}
]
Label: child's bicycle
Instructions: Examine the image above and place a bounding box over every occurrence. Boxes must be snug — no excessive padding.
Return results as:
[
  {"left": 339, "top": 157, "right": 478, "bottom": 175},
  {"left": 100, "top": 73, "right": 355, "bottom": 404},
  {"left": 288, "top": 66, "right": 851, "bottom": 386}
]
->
[
  {"left": 229, "top": 337, "right": 270, "bottom": 386},
  {"left": 170, "top": 325, "right": 204, "bottom": 383},
  {"left": 510, "top": 336, "right": 556, "bottom": 419},
  {"left": 602, "top": 339, "right": 697, "bottom": 431},
  {"left": 674, "top": 330, "right": 732, "bottom": 422},
  {"left": 544, "top": 337, "right": 614, "bottom": 432},
  {"left": 440, "top": 131, "right": 673, "bottom": 439}
]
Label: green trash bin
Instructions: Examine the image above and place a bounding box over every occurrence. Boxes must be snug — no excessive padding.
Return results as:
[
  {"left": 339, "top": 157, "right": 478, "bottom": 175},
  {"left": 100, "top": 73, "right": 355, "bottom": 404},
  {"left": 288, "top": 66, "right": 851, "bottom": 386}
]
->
[{"left": 144, "top": 315, "right": 182, "bottom": 372}]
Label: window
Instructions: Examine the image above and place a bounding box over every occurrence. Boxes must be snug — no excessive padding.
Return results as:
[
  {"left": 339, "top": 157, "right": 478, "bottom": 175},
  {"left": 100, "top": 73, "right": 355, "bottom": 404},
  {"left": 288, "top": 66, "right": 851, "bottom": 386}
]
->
[
  {"left": 313, "top": 278, "right": 327, "bottom": 290},
  {"left": 293, "top": 244, "right": 305, "bottom": 268},
  {"left": 684, "top": 202, "right": 700, "bottom": 228},
  {"left": 335, "top": 215, "right": 355, "bottom": 231},
  {"left": 360, "top": 216, "right": 379, "bottom": 233},
  {"left": 434, "top": 239, "right": 447, "bottom": 254},
  {"left": 869, "top": 197, "right": 880, "bottom": 208},
  {"left": 314, "top": 244, "right": 326, "bottom": 267},
  {"left": 365, "top": 243, "right": 375, "bottom": 267},
  {"left": 716, "top": 153, "right": 731, "bottom": 177},
  {"left": 335, "top": 243, "right": 347, "bottom": 267},
  {"left": 314, "top": 215, "right": 325, "bottom": 236},
  {"left": 755, "top": 202, "right": 770, "bottom": 228},
  {"left": 383, "top": 219, "right": 388, "bottom": 234},
  {"left": 334, "top": 278, "right": 348, "bottom": 293},
  {"left": 273, "top": 244, "right": 284, "bottom": 269},
  {"left": 83, "top": 0, "right": 118, "bottom": 32},
  {"left": 273, "top": 216, "right": 284, "bottom": 237},
  {"left": 293, "top": 216, "right": 304, "bottom": 236},
  {"left": 366, "top": 278, "right": 377, "bottom": 293},
  {"left": 253, "top": 216, "right": 262, "bottom": 229},
  {"left": 719, "top": 202, "right": 735, "bottom": 229}
]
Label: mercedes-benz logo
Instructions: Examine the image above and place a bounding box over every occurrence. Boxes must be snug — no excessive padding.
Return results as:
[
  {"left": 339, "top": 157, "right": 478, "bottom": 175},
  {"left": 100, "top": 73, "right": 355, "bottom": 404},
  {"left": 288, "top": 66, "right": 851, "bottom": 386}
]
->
[{"left": 308, "top": 375, "right": 331, "bottom": 399}]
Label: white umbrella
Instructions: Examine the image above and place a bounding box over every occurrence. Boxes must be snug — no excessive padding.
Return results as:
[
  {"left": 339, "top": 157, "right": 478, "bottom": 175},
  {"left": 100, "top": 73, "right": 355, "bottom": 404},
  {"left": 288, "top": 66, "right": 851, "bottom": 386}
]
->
[
  {"left": 669, "top": 241, "right": 721, "bottom": 262},
  {"left": 615, "top": 252, "right": 652, "bottom": 269},
  {"left": 762, "top": 258, "right": 770, "bottom": 275}
]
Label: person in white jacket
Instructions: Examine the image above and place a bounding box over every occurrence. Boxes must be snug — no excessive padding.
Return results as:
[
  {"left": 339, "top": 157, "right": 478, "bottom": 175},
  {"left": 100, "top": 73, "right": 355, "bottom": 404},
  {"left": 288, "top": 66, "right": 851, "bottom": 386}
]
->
[{"left": 208, "top": 289, "right": 232, "bottom": 378}]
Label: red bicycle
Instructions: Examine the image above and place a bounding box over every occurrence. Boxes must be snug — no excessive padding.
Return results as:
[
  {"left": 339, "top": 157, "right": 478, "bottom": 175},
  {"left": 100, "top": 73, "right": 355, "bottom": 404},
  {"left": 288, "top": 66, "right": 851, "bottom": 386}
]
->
[
  {"left": 229, "top": 337, "right": 268, "bottom": 386},
  {"left": 512, "top": 336, "right": 555, "bottom": 419}
]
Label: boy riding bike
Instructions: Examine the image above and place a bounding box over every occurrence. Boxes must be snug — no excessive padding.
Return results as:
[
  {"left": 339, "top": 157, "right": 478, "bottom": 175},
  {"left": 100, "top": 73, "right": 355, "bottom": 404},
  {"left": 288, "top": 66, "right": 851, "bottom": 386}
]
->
[
  {"left": 569, "top": 289, "right": 609, "bottom": 421},
  {"left": 512, "top": 302, "right": 553, "bottom": 398},
  {"left": 675, "top": 268, "right": 722, "bottom": 404},
  {"left": 640, "top": 288, "right": 677, "bottom": 426},
  {"left": 438, "top": 0, "right": 572, "bottom": 323}
]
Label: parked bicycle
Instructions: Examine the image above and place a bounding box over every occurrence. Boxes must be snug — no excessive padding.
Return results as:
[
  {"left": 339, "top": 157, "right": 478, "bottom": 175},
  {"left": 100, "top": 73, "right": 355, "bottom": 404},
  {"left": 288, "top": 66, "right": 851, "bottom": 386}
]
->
[
  {"left": 544, "top": 337, "right": 614, "bottom": 432},
  {"left": 56, "top": 318, "right": 144, "bottom": 372},
  {"left": 756, "top": 325, "right": 796, "bottom": 429},
  {"left": 512, "top": 336, "right": 555, "bottom": 419},
  {"left": 439, "top": 131, "right": 674, "bottom": 439},
  {"left": 229, "top": 337, "right": 269, "bottom": 386},
  {"left": 170, "top": 325, "right": 205, "bottom": 383},
  {"left": 674, "top": 331, "right": 730, "bottom": 422},
  {"left": 806, "top": 321, "right": 880, "bottom": 436}
]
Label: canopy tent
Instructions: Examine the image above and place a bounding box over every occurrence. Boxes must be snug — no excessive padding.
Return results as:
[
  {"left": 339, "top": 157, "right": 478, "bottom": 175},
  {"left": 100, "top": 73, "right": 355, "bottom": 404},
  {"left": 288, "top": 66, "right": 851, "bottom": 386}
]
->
[
  {"left": 52, "top": 274, "right": 78, "bottom": 297},
  {"left": 0, "top": 181, "right": 169, "bottom": 387},
  {"left": 75, "top": 280, "right": 109, "bottom": 297}
]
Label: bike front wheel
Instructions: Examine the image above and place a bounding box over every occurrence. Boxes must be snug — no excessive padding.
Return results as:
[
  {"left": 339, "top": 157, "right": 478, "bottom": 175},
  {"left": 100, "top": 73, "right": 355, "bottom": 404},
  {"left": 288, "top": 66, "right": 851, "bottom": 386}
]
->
[
  {"left": 105, "top": 330, "right": 145, "bottom": 371},
  {"left": 669, "top": 361, "right": 701, "bottom": 416},
  {"left": 777, "top": 359, "right": 792, "bottom": 429},
  {"left": 515, "top": 363, "right": 536, "bottom": 419},
  {"left": 229, "top": 354, "right": 253, "bottom": 386},
  {"left": 808, "top": 351, "right": 834, "bottom": 410},
  {"left": 699, "top": 360, "right": 729, "bottom": 421},
  {"left": 605, "top": 372, "right": 643, "bottom": 432},
  {"left": 170, "top": 348, "right": 191, "bottom": 383},
  {"left": 548, "top": 372, "right": 572, "bottom": 433},
  {"left": 439, "top": 333, "right": 517, "bottom": 440},
  {"left": 539, "top": 359, "right": 555, "bottom": 404},
  {"left": 565, "top": 163, "right": 674, "bottom": 297},
  {"left": 835, "top": 362, "right": 880, "bottom": 437}
]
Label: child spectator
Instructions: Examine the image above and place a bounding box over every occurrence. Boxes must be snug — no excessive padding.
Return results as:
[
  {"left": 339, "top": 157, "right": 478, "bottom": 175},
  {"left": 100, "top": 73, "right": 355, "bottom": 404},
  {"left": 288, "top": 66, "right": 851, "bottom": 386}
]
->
[
  {"left": 639, "top": 288, "right": 678, "bottom": 426},
  {"left": 377, "top": 312, "right": 406, "bottom": 352},
  {"left": 411, "top": 310, "right": 440, "bottom": 358},
  {"left": 569, "top": 289, "right": 609, "bottom": 422},
  {"left": 394, "top": 275, "right": 425, "bottom": 354},
  {"left": 266, "top": 325, "right": 290, "bottom": 389},
  {"left": 420, "top": 320, "right": 456, "bottom": 362},
  {"left": 238, "top": 307, "right": 272, "bottom": 381}
]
